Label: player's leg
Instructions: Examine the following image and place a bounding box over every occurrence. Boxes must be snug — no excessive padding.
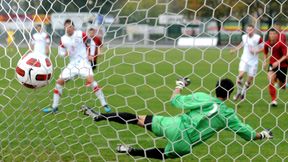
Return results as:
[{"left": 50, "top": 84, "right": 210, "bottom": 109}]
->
[
  {"left": 80, "top": 62, "right": 111, "bottom": 112},
  {"left": 80, "top": 105, "right": 154, "bottom": 129},
  {"left": 276, "top": 67, "right": 287, "bottom": 90},
  {"left": 80, "top": 106, "right": 167, "bottom": 159},
  {"left": 81, "top": 106, "right": 171, "bottom": 159},
  {"left": 43, "top": 65, "right": 76, "bottom": 113},
  {"left": 43, "top": 78, "right": 65, "bottom": 113},
  {"left": 234, "top": 61, "right": 248, "bottom": 101},
  {"left": 234, "top": 72, "right": 245, "bottom": 101},
  {"left": 116, "top": 145, "right": 166, "bottom": 159},
  {"left": 240, "top": 63, "right": 257, "bottom": 100},
  {"left": 117, "top": 116, "right": 167, "bottom": 159},
  {"left": 240, "top": 76, "right": 253, "bottom": 100},
  {"left": 268, "top": 67, "right": 277, "bottom": 106},
  {"left": 81, "top": 105, "right": 139, "bottom": 125},
  {"left": 90, "top": 59, "right": 97, "bottom": 71},
  {"left": 86, "top": 75, "right": 111, "bottom": 112}
]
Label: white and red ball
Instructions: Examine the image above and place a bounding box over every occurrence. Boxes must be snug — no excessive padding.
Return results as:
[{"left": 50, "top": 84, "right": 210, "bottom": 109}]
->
[{"left": 15, "top": 53, "right": 53, "bottom": 89}]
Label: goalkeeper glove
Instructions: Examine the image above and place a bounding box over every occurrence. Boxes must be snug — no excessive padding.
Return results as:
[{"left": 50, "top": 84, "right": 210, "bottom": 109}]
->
[
  {"left": 176, "top": 77, "right": 191, "bottom": 89},
  {"left": 259, "top": 129, "right": 273, "bottom": 139}
]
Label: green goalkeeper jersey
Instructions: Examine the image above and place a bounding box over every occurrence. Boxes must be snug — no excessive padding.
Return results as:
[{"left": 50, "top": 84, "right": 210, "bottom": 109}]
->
[{"left": 151, "top": 92, "right": 257, "bottom": 158}]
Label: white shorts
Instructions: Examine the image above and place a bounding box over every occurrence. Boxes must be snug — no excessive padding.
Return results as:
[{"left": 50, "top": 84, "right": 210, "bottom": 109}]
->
[
  {"left": 60, "top": 60, "right": 93, "bottom": 80},
  {"left": 239, "top": 60, "right": 258, "bottom": 77}
]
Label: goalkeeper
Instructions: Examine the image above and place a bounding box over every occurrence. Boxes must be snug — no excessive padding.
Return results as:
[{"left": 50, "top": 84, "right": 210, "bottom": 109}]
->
[{"left": 81, "top": 78, "right": 273, "bottom": 159}]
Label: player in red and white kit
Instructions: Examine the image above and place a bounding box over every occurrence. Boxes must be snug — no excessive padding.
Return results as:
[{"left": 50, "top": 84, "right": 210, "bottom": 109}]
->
[
  {"left": 274, "top": 22, "right": 287, "bottom": 44},
  {"left": 87, "top": 26, "right": 102, "bottom": 71},
  {"left": 230, "top": 25, "right": 263, "bottom": 101},
  {"left": 273, "top": 22, "right": 288, "bottom": 89},
  {"left": 30, "top": 24, "right": 50, "bottom": 56},
  {"left": 263, "top": 28, "right": 288, "bottom": 107},
  {"left": 43, "top": 19, "right": 111, "bottom": 113}
]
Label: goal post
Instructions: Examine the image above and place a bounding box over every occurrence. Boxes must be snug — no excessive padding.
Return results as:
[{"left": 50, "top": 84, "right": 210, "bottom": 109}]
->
[{"left": 0, "top": 0, "right": 287, "bottom": 161}]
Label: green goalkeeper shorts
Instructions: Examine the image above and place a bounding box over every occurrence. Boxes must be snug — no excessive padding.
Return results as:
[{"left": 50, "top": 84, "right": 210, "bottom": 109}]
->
[{"left": 151, "top": 115, "right": 191, "bottom": 158}]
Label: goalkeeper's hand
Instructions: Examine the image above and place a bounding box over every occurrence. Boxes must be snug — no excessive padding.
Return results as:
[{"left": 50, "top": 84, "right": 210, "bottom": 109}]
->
[
  {"left": 259, "top": 129, "right": 273, "bottom": 139},
  {"left": 176, "top": 78, "right": 191, "bottom": 89}
]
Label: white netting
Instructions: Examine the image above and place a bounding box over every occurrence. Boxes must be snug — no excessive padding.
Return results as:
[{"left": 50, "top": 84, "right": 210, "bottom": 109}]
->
[{"left": 0, "top": 0, "right": 287, "bottom": 161}]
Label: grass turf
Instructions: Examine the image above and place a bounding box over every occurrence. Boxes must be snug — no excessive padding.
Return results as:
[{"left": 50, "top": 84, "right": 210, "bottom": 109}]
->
[{"left": 0, "top": 46, "right": 287, "bottom": 162}]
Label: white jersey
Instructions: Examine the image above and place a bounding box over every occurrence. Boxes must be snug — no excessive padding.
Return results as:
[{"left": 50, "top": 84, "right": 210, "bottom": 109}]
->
[
  {"left": 59, "top": 30, "right": 88, "bottom": 64},
  {"left": 241, "top": 34, "right": 263, "bottom": 65},
  {"left": 31, "top": 32, "right": 50, "bottom": 55}
]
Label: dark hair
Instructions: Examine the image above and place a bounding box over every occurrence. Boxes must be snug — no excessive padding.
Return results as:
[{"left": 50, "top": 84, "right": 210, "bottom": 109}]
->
[
  {"left": 88, "top": 28, "right": 95, "bottom": 31},
  {"left": 247, "top": 24, "right": 255, "bottom": 28},
  {"left": 274, "top": 21, "right": 281, "bottom": 26},
  {"left": 64, "top": 19, "right": 74, "bottom": 26},
  {"left": 35, "top": 24, "right": 42, "bottom": 28},
  {"left": 268, "top": 28, "right": 278, "bottom": 34},
  {"left": 215, "top": 78, "right": 234, "bottom": 99}
]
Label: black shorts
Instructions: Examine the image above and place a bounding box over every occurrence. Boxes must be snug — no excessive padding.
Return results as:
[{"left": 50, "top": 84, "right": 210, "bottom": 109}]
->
[
  {"left": 144, "top": 115, "right": 153, "bottom": 132},
  {"left": 90, "top": 60, "right": 97, "bottom": 71},
  {"left": 268, "top": 64, "right": 288, "bottom": 83}
]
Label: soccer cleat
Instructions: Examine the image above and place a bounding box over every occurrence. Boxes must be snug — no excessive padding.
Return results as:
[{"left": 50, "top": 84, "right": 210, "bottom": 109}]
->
[
  {"left": 80, "top": 105, "right": 100, "bottom": 119},
  {"left": 239, "top": 94, "right": 245, "bottom": 101},
  {"left": 42, "top": 107, "right": 58, "bottom": 113},
  {"left": 233, "top": 93, "right": 241, "bottom": 101},
  {"left": 104, "top": 105, "right": 111, "bottom": 112},
  {"left": 116, "top": 144, "right": 132, "bottom": 153},
  {"left": 270, "top": 100, "right": 278, "bottom": 107}
]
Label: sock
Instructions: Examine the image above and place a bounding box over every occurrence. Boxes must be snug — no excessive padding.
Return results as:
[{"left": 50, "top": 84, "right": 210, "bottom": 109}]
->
[
  {"left": 279, "top": 82, "right": 286, "bottom": 90},
  {"left": 96, "top": 112, "right": 138, "bottom": 124},
  {"left": 91, "top": 81, "right": 107, "bottom": 107},
  {"left": 52, "top": 84, "right": 63, "bottom": 108},
  {"left": 236, "top": 78, "right": 243, "bottom": 95},
  {"left": 128, "top": 148, "right": 166, "bottom": 159},
  {"left": 241, "top": 82, "right": 250, "bottom": 96},
  {"left": 269, "top": 84, "right": 277, "bottom": 101}
]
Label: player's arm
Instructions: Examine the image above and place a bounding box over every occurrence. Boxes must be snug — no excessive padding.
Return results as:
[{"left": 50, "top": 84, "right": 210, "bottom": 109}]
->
[
  {"left": 272, "top": 43, "right": 287, "bottom": 68},
  {"left": 88, "top": 36, "right": 103, "bottom": 62},
  {"left": 250, "top": 37, "right": 264, "bottom": 54},
  {"left": 170, "top": 78, "right": 190, "bottom": 100},
  {"left": 95, "top": 36, "right": 103, "bottom": 56},
  {"left": 45, "top": 34, "right": 51, "bottom": 56},
  {"left": 227, "top": 112, "right": 273, "bottom": 140},
  {"left": 83, "top": 32, "right": 94, "bottom": 61},
  {"left": 262, "top": 43, "right": 269, "bottom": 68},
  {"left": 170, "top": 78, "right": 211, "bottom": 110},
  {"left": 58, "top": 39, "right": 67, "bottom": 57},
  {"left": 255, "top": 129, "right": 273, "bottom": 140},
  {"left": 30, "top": 34, "right": 35, "bottom": 52},
  {"left": 230, "top": 41, "right": 243, "bottom": 53}
]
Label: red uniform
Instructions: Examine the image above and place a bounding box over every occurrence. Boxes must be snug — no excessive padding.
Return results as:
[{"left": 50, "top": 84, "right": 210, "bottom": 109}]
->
[
  {"left": 264, "top": 38, "right": 287, "bottom": 102},
  {"left": 88, "top": 36, "right": 102, "bottom": 71},
  {"left": 279, "top": 33, "right": 287, "bottom": 44},
  {"left": 264, "top": 40, "right": 287, "bottom": 68}
]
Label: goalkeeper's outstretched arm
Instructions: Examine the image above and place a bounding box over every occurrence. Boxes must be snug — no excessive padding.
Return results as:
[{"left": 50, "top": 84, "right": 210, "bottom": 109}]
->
[{"left": 170, "top": 78, "right": 191, "bottom": 100}]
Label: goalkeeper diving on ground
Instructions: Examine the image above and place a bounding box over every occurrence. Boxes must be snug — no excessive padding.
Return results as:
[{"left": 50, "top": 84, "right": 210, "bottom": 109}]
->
[{"left": 80, "top": 78, "right": 273, "bottom": 159}]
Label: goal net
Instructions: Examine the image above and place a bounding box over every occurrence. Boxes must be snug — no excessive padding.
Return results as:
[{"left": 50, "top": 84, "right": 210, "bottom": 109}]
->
[{"left": 1, "top": 0, "right": 287, "bottom": 161}]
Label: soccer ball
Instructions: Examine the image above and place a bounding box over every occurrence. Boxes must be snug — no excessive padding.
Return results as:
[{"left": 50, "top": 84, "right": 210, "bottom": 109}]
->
[{"left": 15, "top": 52, "right": 53, "bottom": 89}]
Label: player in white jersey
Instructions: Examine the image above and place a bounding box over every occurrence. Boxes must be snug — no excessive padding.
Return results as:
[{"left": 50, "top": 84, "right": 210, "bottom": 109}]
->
[
  {"left": 43, "top": 19, "right": 111, "bottom": 113},
  {"left": 230, "top": 25, "right": 263, "bottom": 101},
  {"left": 30, "top": 24, "right": 50, "bottom": 56}
]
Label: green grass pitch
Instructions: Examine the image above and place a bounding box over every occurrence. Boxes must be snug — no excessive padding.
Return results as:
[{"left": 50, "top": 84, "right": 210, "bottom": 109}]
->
[{"left": 0, "top": 46, "right": 287, "bottom": 161}]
